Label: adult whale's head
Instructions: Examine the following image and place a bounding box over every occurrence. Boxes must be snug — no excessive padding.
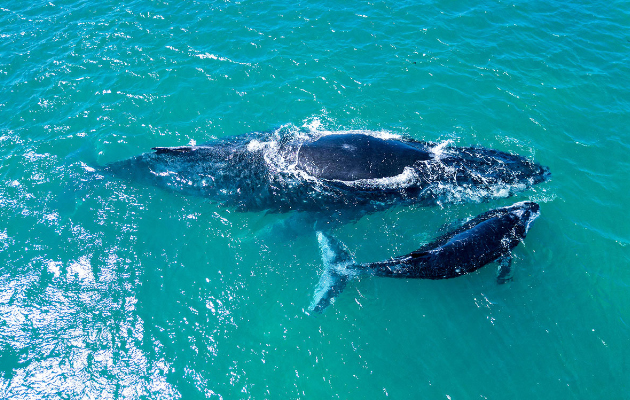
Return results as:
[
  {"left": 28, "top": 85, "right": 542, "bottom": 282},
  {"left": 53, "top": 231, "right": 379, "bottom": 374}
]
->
[{"left": 439, "top": 146, "right": 550, "bottom": 187}]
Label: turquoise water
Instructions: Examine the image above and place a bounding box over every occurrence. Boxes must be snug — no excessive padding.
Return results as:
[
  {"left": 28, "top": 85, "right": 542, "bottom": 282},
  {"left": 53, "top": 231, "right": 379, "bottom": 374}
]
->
[{"left": 1, "top": 0, "right": 629, "bottom": 398}]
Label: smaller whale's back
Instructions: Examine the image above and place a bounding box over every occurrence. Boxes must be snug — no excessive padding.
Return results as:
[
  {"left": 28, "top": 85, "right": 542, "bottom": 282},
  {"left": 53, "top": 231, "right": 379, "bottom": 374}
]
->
[{"left": 367, "top": 201, "right": 540, "bottom": 279}]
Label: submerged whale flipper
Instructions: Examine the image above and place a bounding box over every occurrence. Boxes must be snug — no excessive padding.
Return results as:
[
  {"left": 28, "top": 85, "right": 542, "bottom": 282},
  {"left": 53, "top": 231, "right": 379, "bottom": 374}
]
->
[
  {"left": 496, "top": 254, "right": 513, "bottom": 284},
  {"left": 309, "top": 232, "right": 358, "bottom": 313}
]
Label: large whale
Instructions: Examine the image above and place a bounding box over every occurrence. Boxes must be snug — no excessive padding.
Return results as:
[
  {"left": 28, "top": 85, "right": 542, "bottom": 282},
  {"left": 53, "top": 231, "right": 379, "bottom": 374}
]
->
[
  {"left": 104, "top": 130, "right": 549, "bottom": 215},
  {"left": 309, "top": 201, "right": 541, "bottom": 313}
]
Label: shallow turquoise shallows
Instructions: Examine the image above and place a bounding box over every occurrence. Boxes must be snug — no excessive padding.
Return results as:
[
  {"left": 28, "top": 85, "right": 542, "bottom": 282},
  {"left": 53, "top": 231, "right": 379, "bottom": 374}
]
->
[{"left": 1, "top": 0, "right": 629, "bottom": 398}]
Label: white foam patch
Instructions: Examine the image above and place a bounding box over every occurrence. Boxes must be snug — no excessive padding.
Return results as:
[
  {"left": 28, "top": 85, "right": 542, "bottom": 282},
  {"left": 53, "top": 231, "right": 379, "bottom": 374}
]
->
[
  {"left": 431, "top": 140, "right": 454, "bottom": 158},
  {"left": 338, "top": 167, "right": 419, "bottom": 189},
  {"left": 312, "top": 129, "right": 402, "bottom": 140},
  {"left": 302, "top": 117, "right": 323, "bottom": 132},
  {"left": 246, "top": 139, "right": 270, "bottom": 152},
  {"left": 47, "top": 260, "right": 62, "bottom": 278},
  {"left": 67, "top": 255, "right": 94, "bottom": 282},
  {"left": 429, "top": 181, "right": 529, "bottom": 205}
]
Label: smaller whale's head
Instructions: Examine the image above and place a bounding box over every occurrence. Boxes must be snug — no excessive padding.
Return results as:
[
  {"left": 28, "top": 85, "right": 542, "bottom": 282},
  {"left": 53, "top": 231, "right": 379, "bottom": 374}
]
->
[{"left": 506, "top": 201, "right": 540, "bottom": 233}]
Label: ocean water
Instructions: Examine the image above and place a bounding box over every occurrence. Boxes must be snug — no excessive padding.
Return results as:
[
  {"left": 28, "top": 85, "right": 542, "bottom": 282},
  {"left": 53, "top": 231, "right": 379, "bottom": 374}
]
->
[{"left": 1, "top": 0, "right": 629, "bottom": 398}]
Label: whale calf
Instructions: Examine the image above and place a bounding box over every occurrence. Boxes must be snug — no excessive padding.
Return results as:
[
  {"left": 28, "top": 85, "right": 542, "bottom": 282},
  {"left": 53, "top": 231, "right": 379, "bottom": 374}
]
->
[
  {"left": 104, "top": 130, "right": 549, "bottom": 215},
  {"left": 309, "top": 201, "right": 541, "bottom": 313}
]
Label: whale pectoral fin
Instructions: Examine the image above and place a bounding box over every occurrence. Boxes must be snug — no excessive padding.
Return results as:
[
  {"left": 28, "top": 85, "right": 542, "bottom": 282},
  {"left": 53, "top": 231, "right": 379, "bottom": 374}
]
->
[
  {"left": 496, "top": 254, "right": 513, "bottom": 284},
  {"left": 308, "top": 232, "right": 358, "bottom": 314}
]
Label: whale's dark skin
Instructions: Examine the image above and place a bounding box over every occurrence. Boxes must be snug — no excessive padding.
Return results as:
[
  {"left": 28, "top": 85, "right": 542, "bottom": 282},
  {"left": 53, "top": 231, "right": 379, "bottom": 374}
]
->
[
  {"left": 362, "top": 201, "right": 540, "bottom": 279},
  {"left": 104, "top": 131, "right": 549, "bottom": 214},
  {"left": 296, "top": 134, "right": 432, "bottom": 180},
  {"left": 309, "top": 201, "right": 540, "bottom": 313}
]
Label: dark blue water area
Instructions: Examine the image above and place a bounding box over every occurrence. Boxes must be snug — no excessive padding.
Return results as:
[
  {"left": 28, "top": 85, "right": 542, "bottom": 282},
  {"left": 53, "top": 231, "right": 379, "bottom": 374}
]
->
[{"left": 1, "top": 0, "right": 629, "bottom": 398}]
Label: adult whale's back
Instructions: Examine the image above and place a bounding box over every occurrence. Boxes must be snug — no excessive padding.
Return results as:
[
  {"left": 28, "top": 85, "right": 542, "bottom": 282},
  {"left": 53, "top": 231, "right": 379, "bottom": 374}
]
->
[
  {"left": 297, "top": 134, "right": 432, "bottom": 180},
  {"left": 104, "top": 130, "right": 550, "bottom": 213}
]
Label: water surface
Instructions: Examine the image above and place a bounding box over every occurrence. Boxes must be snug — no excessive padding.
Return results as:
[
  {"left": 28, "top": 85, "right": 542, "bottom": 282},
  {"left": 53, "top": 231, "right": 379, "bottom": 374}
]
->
[{"left": 1, "top": 0, "right": 629, "bottom": 398}]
